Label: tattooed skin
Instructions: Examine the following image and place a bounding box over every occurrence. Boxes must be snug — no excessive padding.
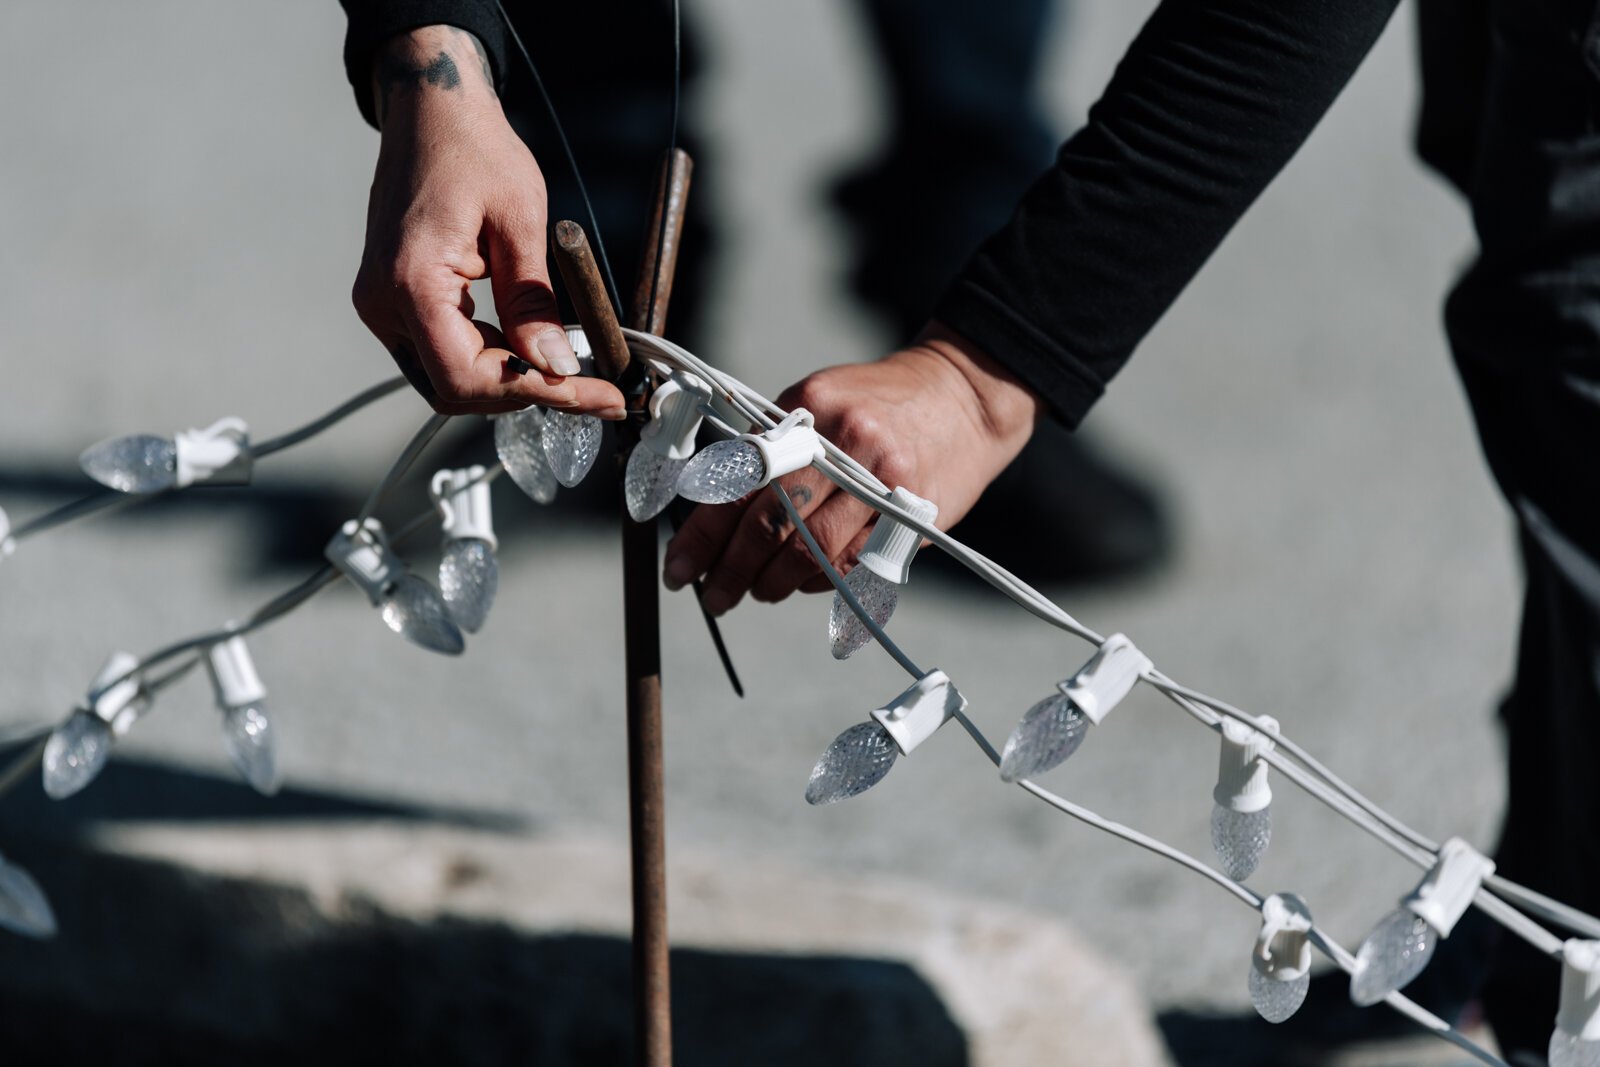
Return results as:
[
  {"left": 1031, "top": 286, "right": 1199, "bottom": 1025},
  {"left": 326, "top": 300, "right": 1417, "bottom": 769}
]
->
[
  {"left": 451, "top": 27, "right": 496, "bottom": 89},
  {"left": 375, "top": 50, "right": 462, "bottom": 124}
]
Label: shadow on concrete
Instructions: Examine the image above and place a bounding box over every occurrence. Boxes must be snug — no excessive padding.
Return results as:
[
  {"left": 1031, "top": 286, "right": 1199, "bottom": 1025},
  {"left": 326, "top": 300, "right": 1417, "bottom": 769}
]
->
[{"left": 0, "top": 835, "right": 967, "bottom": 1067}]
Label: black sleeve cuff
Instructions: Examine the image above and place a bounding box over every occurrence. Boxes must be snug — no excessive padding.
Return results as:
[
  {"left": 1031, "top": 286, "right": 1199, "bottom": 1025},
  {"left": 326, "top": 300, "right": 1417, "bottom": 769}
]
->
[
  {"left": 933, "top": 279, "right": 1106, "bottom": 429},
  {"left": 340, "top": 0, "right": 511, "bottom": 129}
]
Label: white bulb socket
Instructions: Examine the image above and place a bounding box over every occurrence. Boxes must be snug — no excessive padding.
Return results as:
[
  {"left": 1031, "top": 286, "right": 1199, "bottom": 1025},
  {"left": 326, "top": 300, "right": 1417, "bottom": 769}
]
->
[
  {"left": 174, "top": 416, "right": 252, "bottom": 488},
  {"left": 869, "top": 669, "right": 966, "bottom": 756},
  {"left": 0, "top": 505, "right": 13, "bottom": 560},
  {"left": 86, "top": 650, "right": 143, "bottom": 737},
  {"left": 640, "top": 372, "right": 712, "bottom": 460},
  {"left": 1556, "top": 940, "right": 1600, "bottom": 1041},
  {"left": 206, "top": 635, "right": 267, "bottom": 710},
  {"left": 1403, "top": 837, "right": 1495, "bottom": 938},
  {"left": 1214, "top": 715, "right": 1279, "bottom": 814},
  {"left": 1254, "top": 892, "right": 1315, "bottom": 982},
  {"left": 742, "top": 409, "right": 825, "bottom": 487},
  {"left": 1058, "top": 633, "right": 1151, "bottom": 726},
  {"left": 431, "top": 466, "right": 497, "bottom": 549},
  {"left": 858, "top": 487, "right": 938, "bottom": 586},
  {"left": 325, "top": 518, "right": 406, "bottom": 607}
]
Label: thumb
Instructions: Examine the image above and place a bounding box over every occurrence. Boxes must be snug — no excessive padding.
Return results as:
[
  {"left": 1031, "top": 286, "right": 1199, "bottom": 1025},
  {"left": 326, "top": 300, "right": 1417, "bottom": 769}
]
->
[{"left": 487, "top": 208, "right": 581, "bottom": 377}]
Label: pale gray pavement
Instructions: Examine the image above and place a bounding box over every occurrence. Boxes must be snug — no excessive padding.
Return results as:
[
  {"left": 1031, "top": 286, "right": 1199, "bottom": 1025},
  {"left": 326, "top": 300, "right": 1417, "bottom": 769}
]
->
[{"left": 1, "top": 0, "right": 1516, "bottom": 1024}]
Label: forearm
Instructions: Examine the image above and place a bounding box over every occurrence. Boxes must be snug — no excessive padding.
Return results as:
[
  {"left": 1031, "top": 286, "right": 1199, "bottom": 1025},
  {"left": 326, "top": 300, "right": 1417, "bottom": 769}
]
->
[{"left": 340, "top": 1, "right": 510, "bottom": 129}]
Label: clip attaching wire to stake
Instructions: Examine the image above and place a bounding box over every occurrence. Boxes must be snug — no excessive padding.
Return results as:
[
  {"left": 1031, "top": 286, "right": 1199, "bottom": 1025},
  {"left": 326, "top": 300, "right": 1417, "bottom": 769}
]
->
[
  {"left": 86, "top": 650, "right": 145, "bottom": 738},
  {"left": 1058, "top": 633, "right": 1151, "bottom": 726},
  {"left": 858, "top": 487, "right": 938, "bottom": 586},
  {"left": 870, "top": 670, "right": 966, "bottom": 756},
  {"left": 174, "top": 416, "right": 252, "bottom": 488},
  {"left": 640, "top": 372, "right": 711, "bottom": 459},
  {"left": 1255, "top": 892, "right": 1315, "bottom": 981},
  {"left": 324, "top": 518, "right": 405, "bottom": 607},
  {"left": 431, "top": 467, "right": 497, "bottom": 549},
  {"left": 206, "top": 635, "right": 266, "bottom": 710},
  {"left": 1404, "top": 837, "right": 1495, "bottom": 937},
  {"left": 1215, "top": 715, "right": 1280, "bottom": 814},
  {"left": 1557, "top": 940, "right": 1600, "bottom": 1041}
]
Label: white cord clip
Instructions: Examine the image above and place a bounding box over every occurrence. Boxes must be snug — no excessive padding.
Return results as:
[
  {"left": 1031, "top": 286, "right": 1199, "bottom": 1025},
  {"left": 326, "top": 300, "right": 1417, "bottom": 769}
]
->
[
  {"left": 325, "top": 518, "right": 405, "bottom": 606},
  {"left": 1254, "top": 892, "right": 1315, "bottom": 982},
  {"left": 1404, "top": 837, "right": 1495, "bottom": 937},
  {"left": 1214, "top": 715, "right": 1279, "bottom": 813},
  {"left": 85, "top": 650, "right": 144, "bottom": 737},
  {"left": 870, "top": 669, "right": 966, "bottom": 756},
  {"left": 641, "top": 371, "right": 712, "bottom": 460},
  {"left": 174, "top": 416, "right": 252, "bottom": 488},
  {"left": 431, "top": 467, "right": 497, "bottom": 549},
  {"left": 206, "top": 634, "right": 266, "bottom": 710},
  {"left": 1059, "top": 633, "right": 1151, "bottom": 725},
  {"left": 858, "top": 487, "right": 938, "bottom": 586},
  {"left": 743, "top": 408, "right": 824, "bottom": 485},
  {"left": 1557, "top": 939, "right": 1600, "bottom": 1041}
]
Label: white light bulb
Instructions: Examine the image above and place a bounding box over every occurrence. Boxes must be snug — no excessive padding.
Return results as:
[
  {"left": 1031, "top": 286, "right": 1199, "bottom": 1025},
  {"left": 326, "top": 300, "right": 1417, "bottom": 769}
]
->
[
  {"left": 0, "top": 853, "right": 57, "bottom": 939},
  {"left": 1211, "top": 804, "right": 1272, "bottom": 881},
  {"left": 542, "top": 410, "right": 602, "bottom": 488},
  {"left": 494, "top": 408, "right": 558, "bottom": 504},
  {"left": 806, "top": 720, "right": 899, "bottom": 805},
  {"left": 999, "top": 692, "right": 1089, "bottom": 782},
  {"left": 624, "top": 446, "right": 689, "bottom": 522},
  {"left": 678, "top": 439, "right": 765, "bottom": 505},
  {"left": 380, "top": 573, "right": 466, "bottom": 655},
  {"left": 828, "top": 567, "right": 898, "bottom": 660},
  {"left": 222, "top": 703, "right": 278, "bottom": 796},
  {"left": 1249, "top": 963, "right": 1309, "bottom": 1024},
  {"left": 1350, "top": 906, "right": 1438, "bottom": 1006},
  {"left": 42, "top": 708, "right": 114, "bottom": 800},
  {"left": 439, "top": 538, "right": 497, "bottom": 633},
  {"left": 80, "top": 434, "right": 178, "bottom": 493}
]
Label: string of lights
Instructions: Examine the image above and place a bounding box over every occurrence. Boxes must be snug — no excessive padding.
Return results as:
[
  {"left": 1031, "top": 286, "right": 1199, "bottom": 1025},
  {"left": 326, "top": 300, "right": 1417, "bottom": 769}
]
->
[{"left": 4, "top": 330, "right": 1599, "bottom": 1064}]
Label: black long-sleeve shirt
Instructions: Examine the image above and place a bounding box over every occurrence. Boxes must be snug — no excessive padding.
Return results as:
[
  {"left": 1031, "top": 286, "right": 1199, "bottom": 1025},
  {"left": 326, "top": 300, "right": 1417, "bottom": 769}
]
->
[{"left": 341, "top": 0, "right": 1401, "bottom": 426}]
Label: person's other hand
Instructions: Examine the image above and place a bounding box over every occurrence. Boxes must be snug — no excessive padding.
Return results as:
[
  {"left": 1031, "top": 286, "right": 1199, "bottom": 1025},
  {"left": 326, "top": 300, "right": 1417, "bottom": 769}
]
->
[
  {"left": 351, "top": 25, "right": 625, "bottom": 418},
  {"left": 663, "top": 325, "right": 1043, "bottom": 614}
]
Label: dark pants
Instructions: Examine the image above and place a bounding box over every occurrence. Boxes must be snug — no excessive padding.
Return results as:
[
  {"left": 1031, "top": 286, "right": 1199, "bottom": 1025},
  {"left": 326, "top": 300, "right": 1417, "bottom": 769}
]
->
[{"left": 1419, "top": 0, "right": 1600, "bottom": 1057}]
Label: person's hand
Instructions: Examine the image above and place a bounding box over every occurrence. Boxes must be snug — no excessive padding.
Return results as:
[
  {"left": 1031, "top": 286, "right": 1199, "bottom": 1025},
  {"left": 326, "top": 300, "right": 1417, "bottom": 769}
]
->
[
  {"left": 351, "top": 25, "right": 625, "bottom": 418},
  {"left": 663, "top": 325, "right": 1044, "bottom": 614}
]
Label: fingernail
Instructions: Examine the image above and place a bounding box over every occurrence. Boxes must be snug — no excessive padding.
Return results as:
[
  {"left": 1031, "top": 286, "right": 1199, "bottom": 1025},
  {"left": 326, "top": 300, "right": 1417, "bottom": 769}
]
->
[
  {"left": 601, "top": 406, "right": 627, "bottom": 422},
  {"left": 537, "top": 330, "right": 581, "bottom": 376},
  {"left": 663, "top": 554, "right": 694, "bottom": 591},
  {"left": 701, "top": 588, "right": 733, "bottom": 617}
]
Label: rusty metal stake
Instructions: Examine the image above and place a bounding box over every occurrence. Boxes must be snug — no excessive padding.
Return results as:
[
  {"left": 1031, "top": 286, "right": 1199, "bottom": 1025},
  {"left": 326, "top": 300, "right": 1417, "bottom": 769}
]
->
[{"left": 552, "top": 147, "right": 692, "bottom": 1067}]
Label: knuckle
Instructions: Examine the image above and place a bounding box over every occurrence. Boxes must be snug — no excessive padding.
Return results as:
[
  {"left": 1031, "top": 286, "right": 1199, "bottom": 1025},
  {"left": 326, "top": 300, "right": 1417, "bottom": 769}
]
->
[
  {"left": 873, "top": 445, "right": 914, "bottom": 488},
  {"left": 787, "top": 374, "right": 834, "bottom": 414},
  {"left": 834, "top": 405, "right": 885, "bottom": 449}
]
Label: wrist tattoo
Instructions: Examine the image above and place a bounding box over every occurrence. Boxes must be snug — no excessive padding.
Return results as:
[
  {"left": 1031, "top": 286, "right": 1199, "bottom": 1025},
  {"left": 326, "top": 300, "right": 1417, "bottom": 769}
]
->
[
  {"left": 450, "top": 27, "right": 496, "bottom": 90},
  {"left": 374, "top": 50, "right": 462, "bottom": 125}
]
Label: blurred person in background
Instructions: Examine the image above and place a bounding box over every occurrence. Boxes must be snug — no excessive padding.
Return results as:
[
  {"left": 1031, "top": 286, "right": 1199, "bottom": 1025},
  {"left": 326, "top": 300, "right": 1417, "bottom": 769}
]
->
[
  {"left": 340, "top": 0, "right": 1599, "bottom": 1060},
  {"left": 338, "top": 0, "right": 1170, "bottom": 587}
]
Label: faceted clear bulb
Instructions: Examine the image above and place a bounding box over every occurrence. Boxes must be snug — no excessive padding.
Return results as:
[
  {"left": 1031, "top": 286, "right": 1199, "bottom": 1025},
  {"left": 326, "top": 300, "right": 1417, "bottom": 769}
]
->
[
  {"left": 624, "top": 447, "right": 688, "bottom": 522},
  {"left": 0, "top": 854, "right": 57, "bottom": 939},
  {"left": 380, "top": 573, "right": 465, "bottom": 655},
  {"left": 1350, "top": 907, "right": 1438, "bottom": 1006},
  {"left": 42, "top": 708, "right": 114, "bottom": 800},
  {"left": 79, "top": 434, "right": 178, "bottom": 493},
  {"left": 495, "top": 408, "right": 558, "bottom": 504},
  {"left": 439, "top": 538, "right": 498, "bottom": 633},
  {"left": 1211, "top": 804, "right": 1272, "bottom": 881},
  {"left": 1550, "top": 1032, "right": 1600, "bottom": 1067},
  {"left": 1249, "top": 965, "right": 1309, "bottom": 1024},
  {"left": 678, "top": 440, "right": 766, "bottom": 505},
  {"left": 222, "top": 703, "right": 278, "bottom": 796},
  {"left": 999, "top": 693, "right": 1089, "bottom": 783},
  {"left": 828, "top": 567, "right": 899, "bottom": 660},
  {"left": 542, "top": 410, "right": 602, "bottom": 488},
  {"left": 806, "top": 721, "right": 899, "bottom": 805}
]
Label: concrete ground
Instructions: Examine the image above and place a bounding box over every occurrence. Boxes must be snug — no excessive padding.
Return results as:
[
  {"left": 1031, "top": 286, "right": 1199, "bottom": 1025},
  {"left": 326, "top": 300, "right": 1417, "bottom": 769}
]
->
[{"left": 0, "top": 0, "right": 1516, "bottom": 1059}]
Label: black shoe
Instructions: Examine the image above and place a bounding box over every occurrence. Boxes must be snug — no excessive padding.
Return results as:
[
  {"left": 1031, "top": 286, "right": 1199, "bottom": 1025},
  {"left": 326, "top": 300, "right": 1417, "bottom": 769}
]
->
[{"left": 924, "top": 420, "right": 1172, "bottom": 589}]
